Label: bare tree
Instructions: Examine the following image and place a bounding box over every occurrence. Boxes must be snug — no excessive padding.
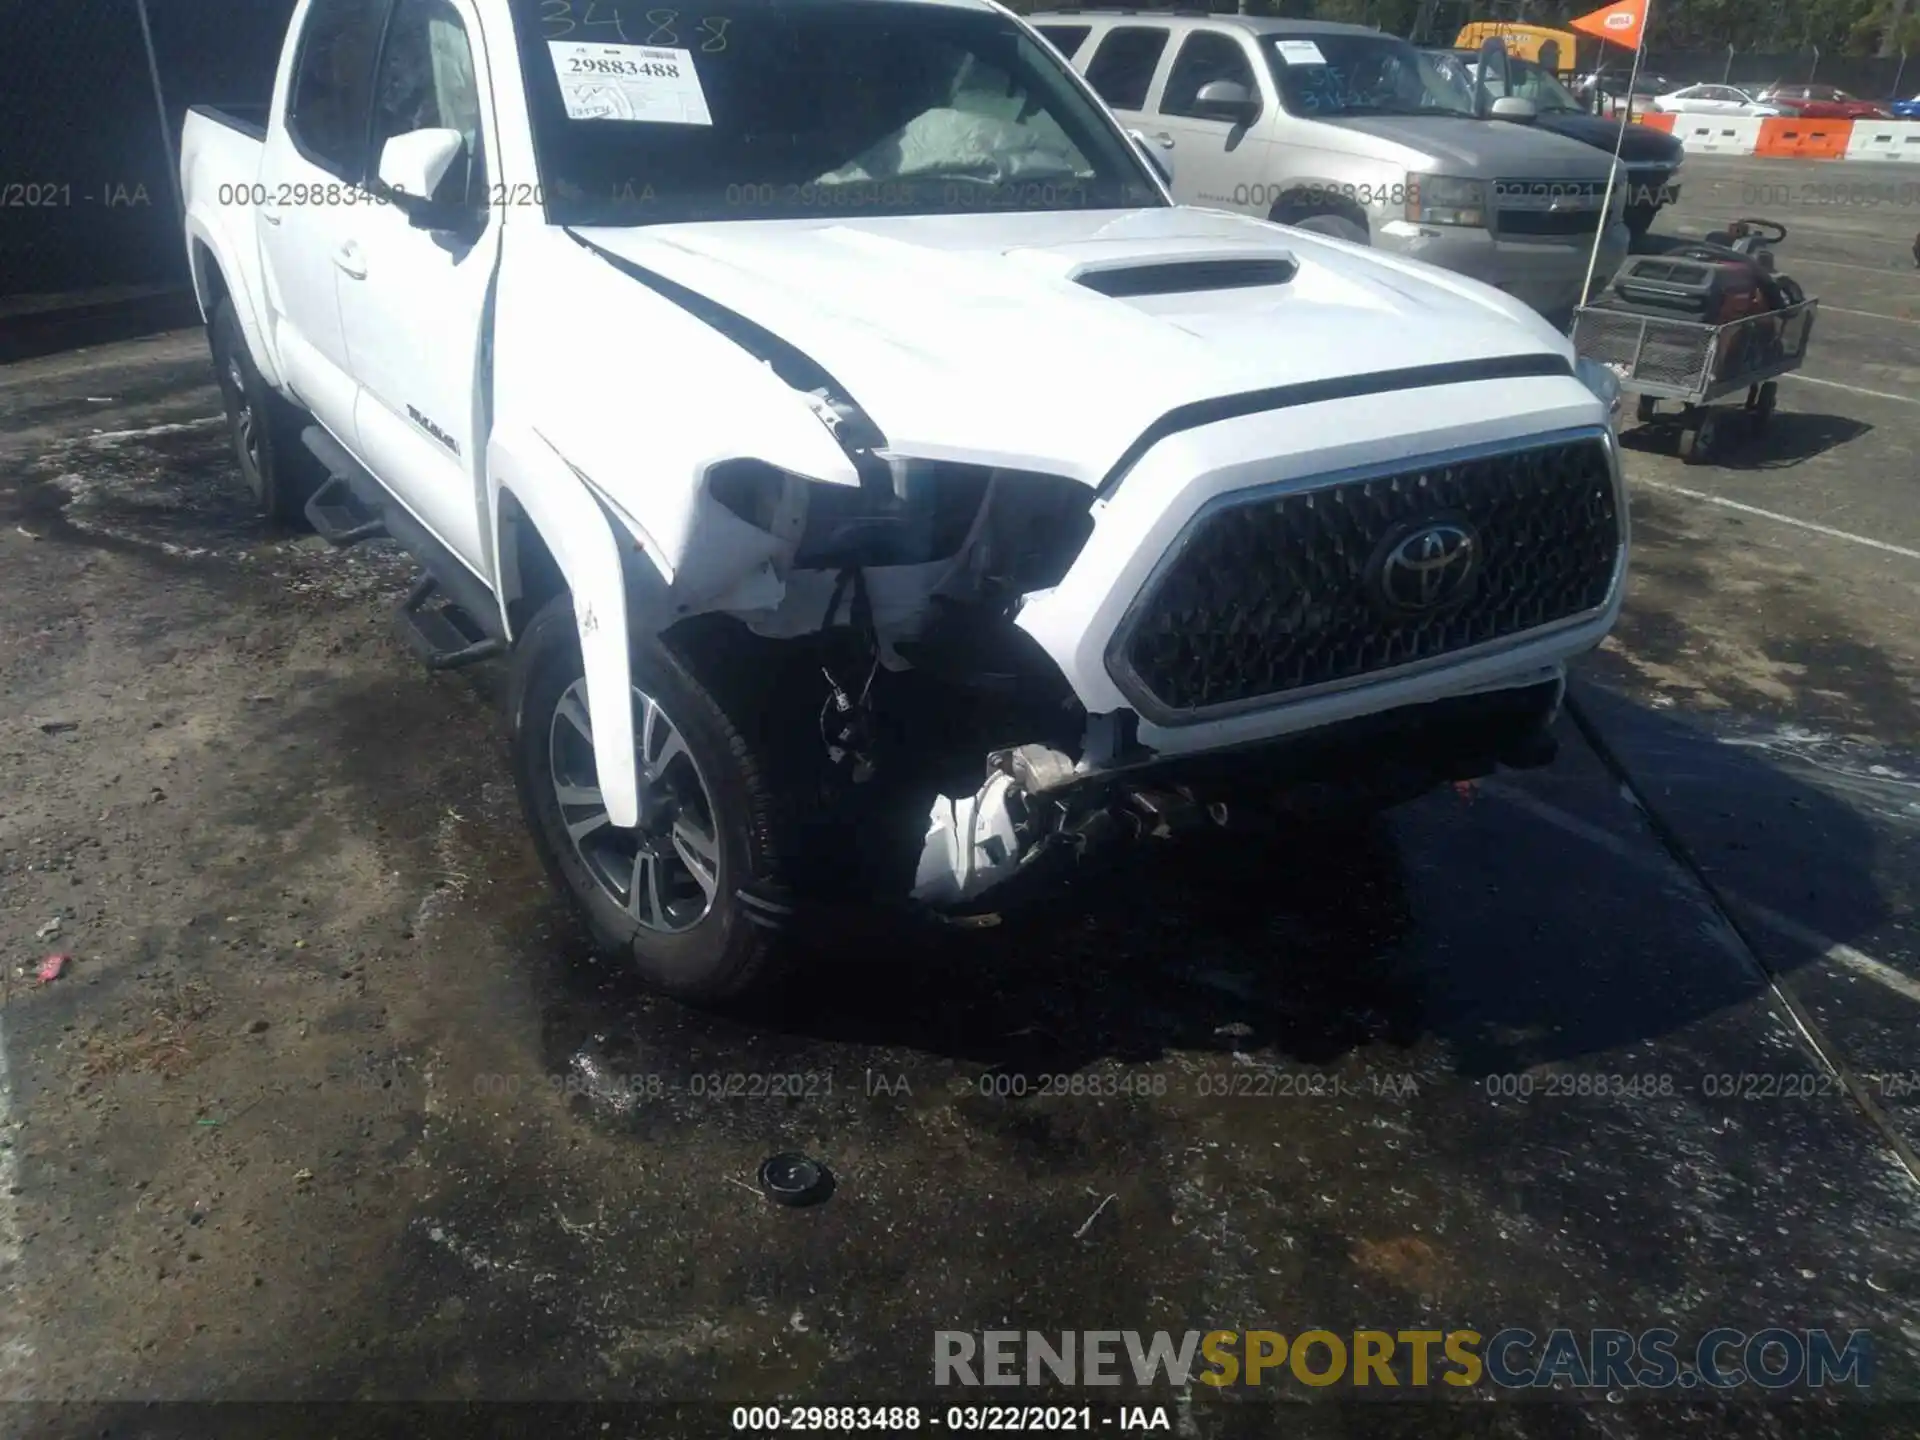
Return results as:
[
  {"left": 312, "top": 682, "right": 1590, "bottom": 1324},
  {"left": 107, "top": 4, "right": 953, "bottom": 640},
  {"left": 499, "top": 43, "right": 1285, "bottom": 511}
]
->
[{"left": 1879, "top": 0, "right": 1910, "bottom": 58}]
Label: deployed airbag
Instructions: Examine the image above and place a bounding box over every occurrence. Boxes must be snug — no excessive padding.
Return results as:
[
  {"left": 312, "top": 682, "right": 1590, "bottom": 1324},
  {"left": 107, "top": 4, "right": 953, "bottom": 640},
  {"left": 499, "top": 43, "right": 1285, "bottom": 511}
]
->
[{"left": 817, "top": 107, "right": 1090, "bottom": 187}]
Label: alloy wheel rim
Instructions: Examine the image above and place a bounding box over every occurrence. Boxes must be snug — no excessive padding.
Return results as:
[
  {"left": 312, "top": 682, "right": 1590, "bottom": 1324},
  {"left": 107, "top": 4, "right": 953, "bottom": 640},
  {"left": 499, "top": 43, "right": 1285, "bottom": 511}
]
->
[
  {"left": 223, "top": 353, "right": 263, "bottom": 494},
  {"left": 548, "top": 678, "right": 721, "bottom": 934}
]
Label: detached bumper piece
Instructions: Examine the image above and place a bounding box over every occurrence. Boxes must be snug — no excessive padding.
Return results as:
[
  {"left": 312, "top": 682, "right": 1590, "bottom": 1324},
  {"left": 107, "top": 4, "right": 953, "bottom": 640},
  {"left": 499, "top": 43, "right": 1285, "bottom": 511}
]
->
[
  {"left": 911, "top": 679, "right": 1563, "bottom": 912},
  {"left": 1111, "top": 435, "right": 1621, "bottom": 723}
]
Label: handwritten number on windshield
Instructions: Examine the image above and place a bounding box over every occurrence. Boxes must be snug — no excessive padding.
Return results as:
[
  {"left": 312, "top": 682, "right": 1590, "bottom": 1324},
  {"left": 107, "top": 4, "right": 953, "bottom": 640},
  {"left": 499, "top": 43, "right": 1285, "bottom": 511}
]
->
[
  {"left": 540, "top": 2, "right": 728, "bottom": 51},
  {"left": 582, "top": 0, "right": 629, "bottom": 40}
]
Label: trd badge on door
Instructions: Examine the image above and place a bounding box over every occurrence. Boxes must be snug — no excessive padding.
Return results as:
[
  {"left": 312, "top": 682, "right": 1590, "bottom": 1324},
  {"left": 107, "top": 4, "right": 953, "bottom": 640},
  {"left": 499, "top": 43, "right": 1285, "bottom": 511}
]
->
[{"left": 406, "top": 404, "right": 461, "bottom": 455}]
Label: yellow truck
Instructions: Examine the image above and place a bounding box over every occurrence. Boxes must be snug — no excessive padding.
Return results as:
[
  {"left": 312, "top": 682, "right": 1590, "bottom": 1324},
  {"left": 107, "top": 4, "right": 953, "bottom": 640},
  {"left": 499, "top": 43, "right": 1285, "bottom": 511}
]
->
[{"left": 1454, "top": 21, "right": 1581, "bottom": 75}]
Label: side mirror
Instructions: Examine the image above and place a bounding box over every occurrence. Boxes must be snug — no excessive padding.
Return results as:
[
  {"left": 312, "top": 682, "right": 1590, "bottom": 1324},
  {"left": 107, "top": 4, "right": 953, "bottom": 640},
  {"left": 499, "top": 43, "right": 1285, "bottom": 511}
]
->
[
  {"left": 1127, "top": 128, "right": 1175, "bottom": 187},
  {"left": 1490, "top": 96, "right": 1538, "bottom": 121},
  {"left": 376, "top": 127, "right": 482, "bottom": 235},
  {"left": 1192, "top": 79, "right": 1257, "bottom": 124}
]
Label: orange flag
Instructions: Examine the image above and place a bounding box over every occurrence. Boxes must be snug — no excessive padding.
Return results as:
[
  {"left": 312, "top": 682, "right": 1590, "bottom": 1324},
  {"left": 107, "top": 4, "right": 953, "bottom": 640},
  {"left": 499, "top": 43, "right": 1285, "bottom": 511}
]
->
[{"left": 1570, "top": 0, "right": 1648, "bottom": 51}]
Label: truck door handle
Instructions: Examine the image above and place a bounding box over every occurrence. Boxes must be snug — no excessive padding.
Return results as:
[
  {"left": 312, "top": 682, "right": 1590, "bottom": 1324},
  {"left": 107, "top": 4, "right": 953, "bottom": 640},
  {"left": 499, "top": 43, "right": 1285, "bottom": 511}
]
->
[
  {"left": 333, "top": 242, "right": 367, "bottom": 280},
  {"left": 1150, "top": 132, "right": 1176, "bottom": 148}
]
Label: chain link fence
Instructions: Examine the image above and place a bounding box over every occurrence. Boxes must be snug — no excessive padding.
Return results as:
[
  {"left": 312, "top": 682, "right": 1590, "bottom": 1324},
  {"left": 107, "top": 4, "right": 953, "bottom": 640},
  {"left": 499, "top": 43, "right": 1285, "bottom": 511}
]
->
[
  {"left": 1644, "top": 47, "right": 1913, "bottom": 98},
  {"left": 0, "top": 0, "right": 293, "bottom": 304}
]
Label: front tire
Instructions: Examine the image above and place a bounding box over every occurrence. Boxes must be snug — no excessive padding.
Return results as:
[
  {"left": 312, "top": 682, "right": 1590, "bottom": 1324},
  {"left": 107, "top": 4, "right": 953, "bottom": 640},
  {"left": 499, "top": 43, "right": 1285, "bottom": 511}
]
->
[
  {"left": 209, "top": 296, "right": 323, "bottom": 528},
  {"left": 508, "top": 596, "right": 791, "bottom": 1006},
  {"left": 1284, "top": 212, "right": 1371, "bottom": 245}
]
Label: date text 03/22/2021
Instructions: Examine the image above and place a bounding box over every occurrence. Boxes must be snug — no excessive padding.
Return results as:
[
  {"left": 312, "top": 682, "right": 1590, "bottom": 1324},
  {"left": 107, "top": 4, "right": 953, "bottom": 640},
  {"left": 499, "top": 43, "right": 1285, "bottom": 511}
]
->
[{"left": 731, "top": 1405, "right": 1173, "bottom": 1432}]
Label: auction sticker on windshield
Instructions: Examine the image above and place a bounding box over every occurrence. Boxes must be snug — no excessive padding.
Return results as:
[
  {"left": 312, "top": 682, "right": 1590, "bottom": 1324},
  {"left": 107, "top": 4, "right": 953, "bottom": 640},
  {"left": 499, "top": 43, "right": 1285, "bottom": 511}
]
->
[
  {"left": 1274, "top": 39, "right": 1328, "bottom": 65},
  {"left": 547, "top": 41, "right": 712, "bottom": 124}
]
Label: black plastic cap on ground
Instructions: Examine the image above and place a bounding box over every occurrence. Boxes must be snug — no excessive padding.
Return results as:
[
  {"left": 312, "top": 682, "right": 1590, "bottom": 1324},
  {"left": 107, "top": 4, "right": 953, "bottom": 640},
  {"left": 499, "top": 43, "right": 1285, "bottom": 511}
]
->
[{"left": 759, "top": 1152, "right": 834, "bottom": 1208}]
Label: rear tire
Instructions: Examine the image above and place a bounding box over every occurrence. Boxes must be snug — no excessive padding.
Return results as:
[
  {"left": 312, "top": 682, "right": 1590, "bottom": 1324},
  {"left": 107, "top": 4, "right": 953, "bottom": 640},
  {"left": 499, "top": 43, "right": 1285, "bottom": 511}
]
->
[
  {"left": 209, "top": 296, "right": 323, "bottom": 529},
  {"left": 508, "top": 595, "right": 792, "bottom": 1006}
]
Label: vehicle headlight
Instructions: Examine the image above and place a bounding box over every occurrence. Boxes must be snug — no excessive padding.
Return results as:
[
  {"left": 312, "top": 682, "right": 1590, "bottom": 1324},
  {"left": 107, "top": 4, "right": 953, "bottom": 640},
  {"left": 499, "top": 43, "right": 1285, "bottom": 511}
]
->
[
  {"left": 1407, "top": 174, "right": 1489, "bottom": 228},
  {"left": 1575, "top": 355, "right": 1623, "bottom": 417}
]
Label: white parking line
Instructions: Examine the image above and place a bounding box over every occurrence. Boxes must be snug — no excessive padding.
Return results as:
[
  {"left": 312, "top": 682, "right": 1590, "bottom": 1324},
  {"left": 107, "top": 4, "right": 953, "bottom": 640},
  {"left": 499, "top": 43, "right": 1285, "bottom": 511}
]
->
[
  {"left": 1821, "top": 304, "right": 1920, "bottom": 326},
  {"left": 1783, "top": 255, "right": 1920, "bottom": 280},
  {"left": 1480, "top": 781, "right": 1920, "bottom": 1006},
  {"left": 1629, "top": 476, "right": 1920, "bottom": 562},
  {"left": 78, "top": 416, "right": 223, "bottom": 444},
  {"left": 1782, "top": 373, "right": 1920, "bottom": 405}
]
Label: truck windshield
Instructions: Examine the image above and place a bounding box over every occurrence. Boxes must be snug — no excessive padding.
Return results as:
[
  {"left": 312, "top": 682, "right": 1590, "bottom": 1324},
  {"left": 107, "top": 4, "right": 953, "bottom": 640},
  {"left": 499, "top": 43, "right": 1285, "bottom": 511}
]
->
[
  {"left": 1448, "top": 55, "right": 1588, "bottom": 114},
  {"left": 1263, "top": 33, "right": 1477, "bottom": 118},
  {"left": 510, "top": 0, "right": 1165, "bottom": 225}
]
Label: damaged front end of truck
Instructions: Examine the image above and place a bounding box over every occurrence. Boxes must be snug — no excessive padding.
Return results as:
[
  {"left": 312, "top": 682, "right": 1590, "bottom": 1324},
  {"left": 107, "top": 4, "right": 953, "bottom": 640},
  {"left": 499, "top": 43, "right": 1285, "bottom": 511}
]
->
[{"left": 519, "top": 228, "right": 1620, "bottom": 921}]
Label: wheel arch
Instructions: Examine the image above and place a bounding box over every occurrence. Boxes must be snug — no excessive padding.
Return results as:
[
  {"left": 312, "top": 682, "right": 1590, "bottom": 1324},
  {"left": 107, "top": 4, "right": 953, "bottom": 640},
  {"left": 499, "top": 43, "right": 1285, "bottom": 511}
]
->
[
  {"left": 1268, "top": 187, "right": 1373, "bottom": 236},
  {"left": 492, "top": 428, "right": 677, "bottom": 830},
  {"left": 185, "top": 210, "right": 284, "bottom": 391}
]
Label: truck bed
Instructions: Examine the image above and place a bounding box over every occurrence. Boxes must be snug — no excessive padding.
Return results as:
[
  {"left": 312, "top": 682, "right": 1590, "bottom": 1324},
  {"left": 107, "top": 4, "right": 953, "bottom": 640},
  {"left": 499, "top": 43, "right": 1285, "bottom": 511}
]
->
[
  {"left": 188, "top": 103, "right": 269, "bottom": 143},
  {"left": 179, "top": 103, "right": 274, "bottom": 382}
]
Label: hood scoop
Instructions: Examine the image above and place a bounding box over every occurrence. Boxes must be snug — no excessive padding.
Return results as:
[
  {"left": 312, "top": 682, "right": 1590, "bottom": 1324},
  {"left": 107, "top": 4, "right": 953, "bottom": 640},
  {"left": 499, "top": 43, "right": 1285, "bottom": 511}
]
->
[
  {"left": 1073, "top": 256, "right": 1300, "bottom": 298},
  {"left": 1002, "top": 242, "right": 1299, "bottom": 298}
]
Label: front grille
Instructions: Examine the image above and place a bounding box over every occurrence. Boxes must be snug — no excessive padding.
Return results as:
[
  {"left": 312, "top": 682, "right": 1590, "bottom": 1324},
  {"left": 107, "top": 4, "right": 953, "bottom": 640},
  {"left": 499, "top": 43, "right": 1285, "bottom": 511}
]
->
[
  {"left": 1498, "top": 209, "right": 1604, "bottom": 237},
  {"left": 1495, "top": 178, "right": 1607, "bottom": 238},
  {"left": 1112, "top": 434, "right": 1621, "bottom": 720}
]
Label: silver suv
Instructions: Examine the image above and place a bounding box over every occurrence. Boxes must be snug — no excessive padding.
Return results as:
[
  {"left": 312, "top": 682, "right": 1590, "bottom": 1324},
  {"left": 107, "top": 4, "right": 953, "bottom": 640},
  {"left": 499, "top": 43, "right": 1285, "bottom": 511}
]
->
[{"left": 1031, "top": 13, "right": 1630, "bottom": 319}]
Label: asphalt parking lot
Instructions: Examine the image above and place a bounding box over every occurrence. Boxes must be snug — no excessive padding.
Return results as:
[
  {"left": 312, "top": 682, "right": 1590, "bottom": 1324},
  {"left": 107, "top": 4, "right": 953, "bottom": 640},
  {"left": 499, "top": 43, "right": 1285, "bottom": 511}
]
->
[{"left": 1, "top": 154, "right": 1917, "bottom": 1436}]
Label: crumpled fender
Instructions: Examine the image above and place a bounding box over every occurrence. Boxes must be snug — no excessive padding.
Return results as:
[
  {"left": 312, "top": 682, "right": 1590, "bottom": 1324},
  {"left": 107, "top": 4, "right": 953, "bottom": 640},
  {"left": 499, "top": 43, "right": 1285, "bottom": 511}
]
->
[{"left": 489, "top": 423, "right": 642, "bottom": 828}]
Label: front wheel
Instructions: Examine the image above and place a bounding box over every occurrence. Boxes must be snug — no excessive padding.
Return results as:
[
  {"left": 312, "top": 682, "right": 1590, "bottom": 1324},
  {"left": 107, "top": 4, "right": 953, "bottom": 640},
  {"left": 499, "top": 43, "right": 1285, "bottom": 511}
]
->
[
  {"left": 208, "top": 296, "right": 323, "bottom": 528},
  {"left": 1283, "top": 212, "right": 1370, "bottom": 245},
  {"left": 508, "top": 596, "right": 792, "bottom": 1006}
]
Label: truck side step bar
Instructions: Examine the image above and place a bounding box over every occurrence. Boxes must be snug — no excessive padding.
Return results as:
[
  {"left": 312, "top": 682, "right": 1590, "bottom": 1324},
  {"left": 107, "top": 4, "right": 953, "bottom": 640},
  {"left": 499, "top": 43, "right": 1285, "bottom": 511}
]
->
[
  {"left": 298, "top": 423, "right": 508, "bottom": 671},
  {"left": 396, "top": 573, "right": 504, "bottom": 670},
  {"left": 302, "top": 473, "right": 387, "bottom": 547}
]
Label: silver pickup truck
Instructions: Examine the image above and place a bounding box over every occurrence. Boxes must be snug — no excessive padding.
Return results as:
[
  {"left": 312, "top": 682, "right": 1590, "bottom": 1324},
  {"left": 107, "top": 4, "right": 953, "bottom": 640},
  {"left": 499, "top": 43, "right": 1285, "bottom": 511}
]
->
[{"left": 1032, "top": 13, "right": 1631, "bottom": 320}]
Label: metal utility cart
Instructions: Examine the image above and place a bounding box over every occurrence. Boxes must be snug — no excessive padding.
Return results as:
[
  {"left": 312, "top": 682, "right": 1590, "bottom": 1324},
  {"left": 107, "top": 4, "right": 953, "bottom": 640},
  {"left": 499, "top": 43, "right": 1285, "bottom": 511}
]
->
[
  {"left": 1570, "top": 220, "right": 1818, "bottom": 465},
  {"left": 1570, "top": 298, "right": 1819, "bottom": 464}
]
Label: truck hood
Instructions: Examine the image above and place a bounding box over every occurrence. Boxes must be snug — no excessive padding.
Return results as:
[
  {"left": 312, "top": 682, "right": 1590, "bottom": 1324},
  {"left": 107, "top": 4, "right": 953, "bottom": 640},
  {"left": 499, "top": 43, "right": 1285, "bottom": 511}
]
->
[
  {"left": 1532, "top": 112, "right": 1685, "bottom": 166},
  {"left": 569, "top": 206, "right": 1571, "bottom": 485},
  {"left": 1320, "top": 114, "right": 1621, "bottom": 178}
]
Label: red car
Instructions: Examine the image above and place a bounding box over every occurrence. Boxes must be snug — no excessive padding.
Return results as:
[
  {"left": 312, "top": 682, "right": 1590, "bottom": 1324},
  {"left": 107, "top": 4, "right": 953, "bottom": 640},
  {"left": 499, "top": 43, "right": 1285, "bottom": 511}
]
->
[{"left": 1757, "top": 84, "right": 1892, "bottom": 119}]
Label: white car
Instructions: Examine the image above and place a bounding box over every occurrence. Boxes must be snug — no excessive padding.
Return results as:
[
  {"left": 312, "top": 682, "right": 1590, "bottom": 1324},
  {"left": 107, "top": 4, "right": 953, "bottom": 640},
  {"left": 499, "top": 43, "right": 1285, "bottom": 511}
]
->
[
  {"left": 1651, "top": 85, "right": 1784, "bottom": 117},
  {"left": 179, "top": 0, "right": 1628, "bottom": 1004}
]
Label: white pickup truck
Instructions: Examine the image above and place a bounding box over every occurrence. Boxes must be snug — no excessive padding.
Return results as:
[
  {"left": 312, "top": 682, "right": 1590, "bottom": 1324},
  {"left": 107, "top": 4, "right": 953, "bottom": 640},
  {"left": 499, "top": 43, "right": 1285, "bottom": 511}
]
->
[{"left": 181, "top": 0, "right": 1629, "bottom": 1004}]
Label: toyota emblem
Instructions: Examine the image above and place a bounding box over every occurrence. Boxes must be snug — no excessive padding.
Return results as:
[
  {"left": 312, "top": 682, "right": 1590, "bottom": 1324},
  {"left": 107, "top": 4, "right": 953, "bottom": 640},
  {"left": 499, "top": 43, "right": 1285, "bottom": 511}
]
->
[{"left": 1368, "top": 518, "right": 1482, "bottom": 616}]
